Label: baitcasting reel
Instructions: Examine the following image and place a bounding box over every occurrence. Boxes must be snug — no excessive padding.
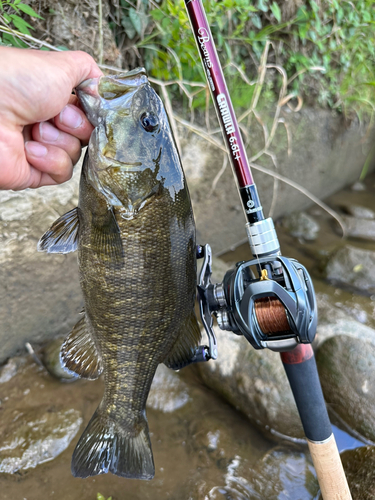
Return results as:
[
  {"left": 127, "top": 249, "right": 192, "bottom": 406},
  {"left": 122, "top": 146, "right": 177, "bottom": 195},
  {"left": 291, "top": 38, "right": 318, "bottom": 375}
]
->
[{"left": 195, "top": 242, "right": 317, "bottom": 359}]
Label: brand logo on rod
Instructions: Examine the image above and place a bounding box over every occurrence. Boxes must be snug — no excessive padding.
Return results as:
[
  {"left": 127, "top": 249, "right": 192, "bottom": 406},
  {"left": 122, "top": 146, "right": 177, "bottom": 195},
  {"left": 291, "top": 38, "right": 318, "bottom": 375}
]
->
[
  {"left": 217, "top": 94, "right": 235, "bottom": 135},
  {"left": 197, "top": 27, "right": 212, "bottom": 69}
]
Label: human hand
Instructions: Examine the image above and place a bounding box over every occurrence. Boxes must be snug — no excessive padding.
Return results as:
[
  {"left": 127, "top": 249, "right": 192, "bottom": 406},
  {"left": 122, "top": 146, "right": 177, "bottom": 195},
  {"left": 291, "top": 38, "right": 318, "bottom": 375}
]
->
[{"left": 0, "top": 47, "right": 102, "bottom": 190}]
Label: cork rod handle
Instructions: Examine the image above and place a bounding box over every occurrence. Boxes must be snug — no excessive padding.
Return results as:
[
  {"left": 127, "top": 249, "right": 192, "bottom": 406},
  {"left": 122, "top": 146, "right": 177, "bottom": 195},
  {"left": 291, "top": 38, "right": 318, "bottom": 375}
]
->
[{"left": 308, "top": 435, "right": 352, "bottom": 500}]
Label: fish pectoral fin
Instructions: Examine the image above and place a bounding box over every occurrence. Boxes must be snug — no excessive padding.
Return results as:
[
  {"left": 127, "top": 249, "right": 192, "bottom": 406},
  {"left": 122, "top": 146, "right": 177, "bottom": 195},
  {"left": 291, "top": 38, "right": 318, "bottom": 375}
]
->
[
  {"left": 61, "top": 315, "right": 103, "bottom": 380},
  {"left": 163, "top": 311, "right": 202, "bottom": 371},
  {"left": 71, "top": 407, "right": 155, "bottom": 479},
  {"left": 91, "top": 207, "right": 124, "bottom": 261},
  {"left": 37, "top": 207, "right": 79, "bottom": 254}
]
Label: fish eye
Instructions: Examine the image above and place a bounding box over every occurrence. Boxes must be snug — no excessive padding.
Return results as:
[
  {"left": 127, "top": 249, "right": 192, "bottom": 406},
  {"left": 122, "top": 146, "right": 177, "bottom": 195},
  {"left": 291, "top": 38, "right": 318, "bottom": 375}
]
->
[{"left": 140, "top": 112, "right": 158, "bottom": 132}]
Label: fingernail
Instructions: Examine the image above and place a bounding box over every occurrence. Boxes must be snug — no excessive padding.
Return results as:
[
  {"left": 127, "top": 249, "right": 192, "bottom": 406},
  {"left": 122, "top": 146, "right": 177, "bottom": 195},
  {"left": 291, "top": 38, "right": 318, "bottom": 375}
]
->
[
  {"left": 39, "top": 121, "right": 60, "bottom": 142},
  {"left": 25, "top": 141, "right": 47, "bottom": 157},
  {"left": 59, "top": 104, "right": 83, "bottom": 129}
]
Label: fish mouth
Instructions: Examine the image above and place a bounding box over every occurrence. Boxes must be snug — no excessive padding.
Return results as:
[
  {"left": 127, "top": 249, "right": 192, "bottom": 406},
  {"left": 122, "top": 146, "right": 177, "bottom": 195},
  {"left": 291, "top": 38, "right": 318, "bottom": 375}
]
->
[{"left": 76, "top": 68, "right": 148, "bottom": 100}]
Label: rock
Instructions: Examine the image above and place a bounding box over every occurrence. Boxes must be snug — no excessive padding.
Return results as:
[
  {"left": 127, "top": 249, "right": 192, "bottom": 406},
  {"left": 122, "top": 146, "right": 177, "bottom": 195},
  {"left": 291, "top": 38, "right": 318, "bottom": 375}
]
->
[
  {"left": 0, "top": 160, "right": 84, "bottom": 365},
  {"left": 190, "top": 446, "right": 319, "bottom": 500},
  {"left": 147, "top": 364, "right": 190, "bottom": 413},
  {"left": 0, "top": 406, "right": 82, "bottom": 473},
  {"left": 282, "top": 211, "right": 320, "bottom": 240},
  {"left": 210, "top": 257, "right": 233, "bottom": 285},
  {"left": 340, "top": 204, "right": 375, "bottom": 220},
  {"left": 316, "top": 335, "right": 375, "bottom": 443},
  {"left": 341, "top": 446, "right": 375, "bottom": 499},
  {"left": 315, "top": 290, "right": 375, "bottom": 348},
  {"left": 351, "top": 181, "right": 366, "bottom": 191},
  {"left": 179, "top": 106, "right": 375, "bottom": 255},
  {"left": 340, "top": 215, "right": 375, "bottom": 241},
  {"left": 0, "top": 356, "right": 26, "bottom": 384},
  {"left": 197, "top": 325, "right": 304, "bottom": 442},
  {"left": 324, "top": 245, "right": 375, "bottom": 294}
]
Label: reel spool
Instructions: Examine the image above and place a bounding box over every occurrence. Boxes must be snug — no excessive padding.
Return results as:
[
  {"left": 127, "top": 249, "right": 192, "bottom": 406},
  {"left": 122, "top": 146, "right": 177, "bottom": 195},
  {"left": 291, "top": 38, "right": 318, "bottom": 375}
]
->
[{"left": 197, "top": 245, "right": 317, "bottom": 354}]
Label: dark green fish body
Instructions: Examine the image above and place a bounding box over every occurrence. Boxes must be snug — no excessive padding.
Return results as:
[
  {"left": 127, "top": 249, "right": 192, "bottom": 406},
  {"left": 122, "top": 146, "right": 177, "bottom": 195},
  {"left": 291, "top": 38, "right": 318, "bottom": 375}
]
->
[{"left": 38, "top": 69, "right": 201, "bottom": 479}]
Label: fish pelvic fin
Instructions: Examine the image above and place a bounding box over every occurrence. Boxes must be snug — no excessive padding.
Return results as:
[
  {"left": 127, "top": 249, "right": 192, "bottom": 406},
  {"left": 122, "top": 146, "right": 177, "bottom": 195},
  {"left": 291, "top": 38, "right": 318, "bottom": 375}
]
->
[
  {"left": 37, "top": 207, "right": 79, "bottom": 254},
  {"left": 61, "top": 315, "right": 103, "bottom": 380},
  {"left": 163, "top": 311, "right": 202, "bottom": 370},
  {"left": 71, "top": 408, "right": 155, "bottom": 480}
]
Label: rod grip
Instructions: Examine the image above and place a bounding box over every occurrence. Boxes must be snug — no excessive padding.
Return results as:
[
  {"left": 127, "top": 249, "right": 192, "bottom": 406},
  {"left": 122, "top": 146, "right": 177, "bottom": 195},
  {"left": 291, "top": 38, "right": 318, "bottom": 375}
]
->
[{"left": 308, "top": 435, "right": 352, "bottom": 500}]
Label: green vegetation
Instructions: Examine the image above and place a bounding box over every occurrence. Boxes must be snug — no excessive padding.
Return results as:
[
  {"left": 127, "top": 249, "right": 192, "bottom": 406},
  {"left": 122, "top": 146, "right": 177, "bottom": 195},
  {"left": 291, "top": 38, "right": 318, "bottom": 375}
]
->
[
  {"left": 1, "top": 0, "right": 374, "bottom": 116},
  {"left": 110, "top": 0, "right": 375, "bottom": 116},
  {"left": 0, "top": 0, "right": 42, "bottom": 47},
  {"left": 97, "top": 493, "right": 112, "bottom": 500}
]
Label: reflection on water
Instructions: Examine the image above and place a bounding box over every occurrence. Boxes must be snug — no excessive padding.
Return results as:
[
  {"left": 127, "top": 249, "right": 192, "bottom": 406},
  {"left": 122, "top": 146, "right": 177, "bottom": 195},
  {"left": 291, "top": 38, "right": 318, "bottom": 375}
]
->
[{"left": 333, "top": 425, "right": 364, "bottom": 453}]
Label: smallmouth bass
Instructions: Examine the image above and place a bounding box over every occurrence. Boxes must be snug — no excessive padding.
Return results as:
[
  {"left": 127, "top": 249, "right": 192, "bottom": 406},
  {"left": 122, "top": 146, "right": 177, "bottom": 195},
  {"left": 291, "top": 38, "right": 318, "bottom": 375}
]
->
[{"left": 38, "top": 68, "right": 201, "bottom": 479}]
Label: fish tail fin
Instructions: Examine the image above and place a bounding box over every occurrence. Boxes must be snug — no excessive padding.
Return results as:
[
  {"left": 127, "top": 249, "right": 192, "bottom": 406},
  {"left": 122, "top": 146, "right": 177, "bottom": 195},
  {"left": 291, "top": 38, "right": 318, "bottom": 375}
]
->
[{"left": 71, "top": 407, "right": 155, "bottom": 480}]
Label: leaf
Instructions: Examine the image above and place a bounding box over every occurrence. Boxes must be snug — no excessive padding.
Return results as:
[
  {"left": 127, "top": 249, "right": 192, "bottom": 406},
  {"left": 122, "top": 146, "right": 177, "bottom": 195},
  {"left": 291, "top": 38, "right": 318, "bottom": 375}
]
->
[
  {"left": 252, "top": 14, "right": 262, "bottom": 30},
  {"left": 97, "top": 494, "right": 105, "bottom": 500},
  {"left": 257, "top": 0, "right": 268, "bottom": 13},
  {"left": 3, "top": 32, "right": 27, "bottom": 47},
  {"left": 150, "top": 8, "right": 163, "bottom": 21},
  {"left": 16, "top": 3, "right": 43, "bottom": 19},
  {"left": 129, "top": 7, "right": 149, "bottom": 37},
  {"left": 9, "top": 14, "right": 33, "bottom": 35},
  {"left": 270, "top": 2, "right": 281, "bottom": 23},
  {"left": 121, "top": 15, "right": 136, "bottom": 39}
]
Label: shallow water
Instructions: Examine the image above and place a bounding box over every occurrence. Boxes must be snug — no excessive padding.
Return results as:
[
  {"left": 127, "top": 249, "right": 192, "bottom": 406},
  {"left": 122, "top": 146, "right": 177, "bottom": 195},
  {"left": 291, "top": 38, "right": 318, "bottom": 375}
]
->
[{"left": 3, "top": 175, "right": 375, "bottom": 499}]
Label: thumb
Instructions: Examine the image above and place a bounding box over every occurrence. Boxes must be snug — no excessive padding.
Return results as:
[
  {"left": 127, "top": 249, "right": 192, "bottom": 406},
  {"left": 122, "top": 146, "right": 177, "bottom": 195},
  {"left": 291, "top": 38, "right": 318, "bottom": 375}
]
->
[{"left": 55, "top": 50, "right": 103, "bottom": 89}]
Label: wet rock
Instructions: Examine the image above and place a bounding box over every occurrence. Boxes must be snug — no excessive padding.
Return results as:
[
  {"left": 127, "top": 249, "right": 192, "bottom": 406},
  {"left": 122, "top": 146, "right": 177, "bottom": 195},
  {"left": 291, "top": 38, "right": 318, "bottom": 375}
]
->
[
  {"left": 340, "top": 216, "right": 375, "bottom": 241},
  {"left": 190, "top": 447, "right": 319, "bottom": 500},
  {"left": 315, "top": 291, "right": 375, "bottom": 348},
  {"left": 316, "top": 335, "right": 375, "bottom": 443},
  {"left": 282, "top": 211, "right": 320, "bottom": 240},
  {"left": 197, "top": 325, "right": 304, "bottom": 442},
  {"left": 340, "top": 204, "right": 375, "bottom": 219},
  {"left": 0, "top": 357, "right": 26, "bottom": 384},
  {"left": 324, "top": 245, "right": 375, "bottom": 294},
  {"left": 341, "top": 446, "right": 375, "bottom": 499},
  {"left": 0, "top": 406, "right": 82, "bottom": 473},
  {"left": 147, "top": 364, "right": 190, "bottom": 413},
  {"left": 351, "top": 181, "right": 366, "bottom": 191}
]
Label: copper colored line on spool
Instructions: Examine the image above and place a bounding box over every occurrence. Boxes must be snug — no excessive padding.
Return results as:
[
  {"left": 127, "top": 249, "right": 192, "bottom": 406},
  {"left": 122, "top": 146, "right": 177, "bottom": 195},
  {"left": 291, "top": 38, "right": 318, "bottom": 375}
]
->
[{"left": 254, "top": 297, "right": 290, "bottom": 334}]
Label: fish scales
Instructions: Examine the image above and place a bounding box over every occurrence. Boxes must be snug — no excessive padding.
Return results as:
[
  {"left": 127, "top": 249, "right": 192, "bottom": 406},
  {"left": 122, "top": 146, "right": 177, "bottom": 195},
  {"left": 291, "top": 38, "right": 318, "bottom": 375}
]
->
[
  {"left": 37, "top": 68, "right": 201, "bottom": 480},
  {"left": 79, "top": 169, "right": 195, "bottom": 417}
]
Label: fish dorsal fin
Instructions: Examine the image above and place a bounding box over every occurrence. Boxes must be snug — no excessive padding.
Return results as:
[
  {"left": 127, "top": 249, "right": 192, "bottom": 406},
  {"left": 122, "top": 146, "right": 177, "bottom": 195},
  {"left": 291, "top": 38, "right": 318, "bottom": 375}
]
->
[
  {"left": 37, "top": 207, "right": 79, "bottom": 254},
  {"left": 91, "top": 207, "right": 124, "bottom": 262},
  {"left": 61, "top": 315, "right": 103, "bottom": 380},
  {"left": 163, "top": 312, "right": 202, "bottom": 371}
]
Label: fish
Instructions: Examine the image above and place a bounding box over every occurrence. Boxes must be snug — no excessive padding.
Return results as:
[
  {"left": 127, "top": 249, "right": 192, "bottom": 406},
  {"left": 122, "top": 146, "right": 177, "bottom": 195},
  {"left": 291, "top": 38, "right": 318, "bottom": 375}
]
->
[{"left": 37, "top": 68, "right": 201, "bottom": 480}]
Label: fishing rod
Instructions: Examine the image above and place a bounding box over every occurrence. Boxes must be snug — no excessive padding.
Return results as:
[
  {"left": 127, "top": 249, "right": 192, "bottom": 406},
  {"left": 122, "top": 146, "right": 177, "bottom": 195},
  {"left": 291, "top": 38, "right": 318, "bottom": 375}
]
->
[{"left": 183, "top": 1, "right": 352, "bottom": 498}]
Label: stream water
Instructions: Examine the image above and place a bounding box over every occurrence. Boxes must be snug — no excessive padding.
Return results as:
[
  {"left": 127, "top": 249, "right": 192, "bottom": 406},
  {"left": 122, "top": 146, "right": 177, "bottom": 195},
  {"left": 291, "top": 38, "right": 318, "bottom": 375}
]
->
[{"left": 2, "top": 175, "right": 375, "bottom": 500}]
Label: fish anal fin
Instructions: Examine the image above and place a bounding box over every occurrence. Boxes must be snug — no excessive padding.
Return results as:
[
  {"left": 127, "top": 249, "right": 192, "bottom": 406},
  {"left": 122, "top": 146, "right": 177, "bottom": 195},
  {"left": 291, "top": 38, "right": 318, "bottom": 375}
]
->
[
  {"left": 164, "top": 312, "right": 202, "bottom": 371},
  {"left": 37, "top": 207, "right": 79, "bottom": 254},
  {"left": 61, "top": 315, "right": 103, "bottom": 380},
  {"left": 71, "top": 407, "right": 154, "bottom": 479}
]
